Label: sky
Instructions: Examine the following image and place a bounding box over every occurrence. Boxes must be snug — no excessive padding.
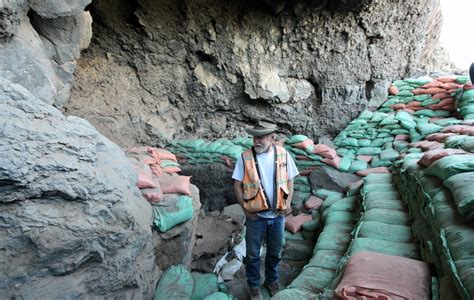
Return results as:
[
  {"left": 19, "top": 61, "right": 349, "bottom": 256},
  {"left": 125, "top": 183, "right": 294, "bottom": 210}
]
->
[{"left": 439, "top": 0, "right": 473, "bottom": 70}]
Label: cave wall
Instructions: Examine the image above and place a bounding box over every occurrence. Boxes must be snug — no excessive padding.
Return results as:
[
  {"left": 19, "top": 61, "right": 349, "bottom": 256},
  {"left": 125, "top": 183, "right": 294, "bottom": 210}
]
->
[{"left": 64, "top": 0, "right": 442, "bottom": 147}]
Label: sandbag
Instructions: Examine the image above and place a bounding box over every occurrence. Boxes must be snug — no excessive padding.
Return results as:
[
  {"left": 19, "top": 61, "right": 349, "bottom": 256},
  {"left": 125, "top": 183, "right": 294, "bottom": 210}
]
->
[
  {"left": 152, "top": 195, "right": 194, "bottom": 232},
  {"left": 304, "top": 195, "right": 323, "bottom": 210},
  {"left": 444, "top": 172, "right": 474, "bottom": 221},
  {"left": 285, "top": 213, "right": 312, "bottom": 233},
  {"left": 191, "top": 273, "right": 219, "bottom": 300},
  {"left": 418, "top": 149, "right": 468, "bottom": 167},
  {"left": 157, "top": 175, "right": 192, "bottom": 195},
  {"left": 307, "top": 249, "right": 345, "bottom": 270},
  {"left": 154, "top": 265, "right": 193, "bottom": 300},
  {"left": 355, "top": 221, "right": 413, "bottom": 243},
  {"left": 425, "top": 154, "right": 474, "bottom": 180},
  {"left": 335, "top": 252, "right": 430, "bottom": 300},
  {"left": 348, "top": 238, "right": 419, "bottom": 259}
]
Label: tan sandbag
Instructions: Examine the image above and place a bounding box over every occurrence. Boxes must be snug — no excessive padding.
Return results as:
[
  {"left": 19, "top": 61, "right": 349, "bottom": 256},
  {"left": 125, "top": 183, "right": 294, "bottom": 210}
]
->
[
  {"left": 422, "top": 80, "right": 444, "bottom": 88},
  {"left": 409, "top": 140, "right": 444, "bottom": 151},
  {"left": 425, "top": 132, "right": 457, "bottom": 143},
  {"left": 285, "top": 213, "right": 312, "bottom": 233},
  {"left": 418, "top": 148, "right": 468, "bottom": 167},
  {"left": 356, "top": 167, "right": 390, "bottom": 177},
  {"left": 149, "top": 147, "right": 177, "bottom": 162},
  {"left": 394, "top": 134, "right": 409, "bottom": 141},
  {"left": 412, "top": 87, "right": 447, "bottom": 95},
  {"left": 441, "top": 82, "right": 462, "bottom": 89},
  {"left": 157, "top": 175, "right": 191, "bottom": 195},
  {"left": 432, "top": 92, "right": 450, "bottom": 99},
  {"left": 436, "top": 75, "right": 457, "bottom": 83},
  {"left": 335, "top": 251, "right": 431, "bottom": 300},
  {"left": 304, "top": 196, "right": 323, "bottom": 210}
]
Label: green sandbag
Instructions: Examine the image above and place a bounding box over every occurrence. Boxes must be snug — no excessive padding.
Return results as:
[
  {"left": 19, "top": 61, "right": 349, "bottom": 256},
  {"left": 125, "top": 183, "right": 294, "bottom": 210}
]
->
[
  {"left": 160, "top": 160, "right": 180, "bottom": 167},
  {"left": 445, "top": 135, "right": 474, "bottom": 148},
  {"left": 302, "top": 218, "right": 321, "bottom": 232},
  {"left": 357, "top": 147, "right": 382, "bottom": 156},
  {"left": 379, "top": 149, "right": 399, "bottom": 161},
  {"left": 364, "top": 198, "right": 405, "bottom": 211},
  {"left": 341, "top": 137, "right": 359, "bottom": 147},
  {"left": 288, "top": 266, "right": 335, "bottom": 292},
  {"left": 203, "top": 292, "right": 233, "bottom": 300},
  {"left": 153, "top": 196, "right": 194, "bottom": 232},
  {"left": 338, "top": 157, "right": 352, "bottom": 172},
  {"left": 364, "top": 173, "right": 392, "bottom": 185},
  {"left": 285, "top": 230, "right": 304, "bottom": 241},
  {"left": 272, "top": 287, "right": 318, "bottom": 299},
  {"left": 364, "top": 191, "right": 400, "bottom": 204},
  {"left": 416, "top": 123, "right": 443, "bottom": 137},
  {"left": 324, "top": 210, "right": 356, "bottom": 224},
  {"left": 307, "top": 249, "right": 345, "bottom": 270},
  {"left": 154, "top": 265, "right": 193, "bottom": 300},
  {"left": 314, "top": 189, "right": 343, "bottom": 201},
  {"left": 191, "top": 273, "right": 219, "bottom": 300},
  {"left": 379, "top": 115, "right": 398, "bottom": 126},
  {"left": 287, "top": 135, "right": 309, "bottom": 144},
  {"left": 361, "top": 183, "right": 397, "bottom": 195},
  {"left": 349, "top": 160, "right": 368, "bottom": 173},
  {"left": 358, "top": 139, "right": 372, "bottom": 147},
  {"left": 363, "top": 208, "right": 410, "bottom": 225},
  {"left": 410, "top": 128, "right": 423, "bottom": 142},
  {"left": 461, "top": 140, "right": 474, "bottom": 153},
  {"left": 371, "top": 138, "right": 385, "bottom": 147},
  {"left": 294, "top": 183, "right": 311, "bottom": 193},
  {"left": 425, "top": 155, "right": 474, "bottom": 180},
  {"left": 348, "top": 238, "right": 419, "bottom": 259},
  {"left": 315, "top": 229, "right": 352, "bottom": 251},
  {"left": 414, "top": 94, "right": 432, "bottom": 101},
  {"left": 444, "top": 172, "right": 474, "bottom": 221},
  {"left": 301, "top": 229, "right": 318, "bottom": 241},
  {"left": 320, "top": 194, "right": 345, "bottom": 213},
  {"left": 355, "top": 221, "right": 414, "bottom": 243}
]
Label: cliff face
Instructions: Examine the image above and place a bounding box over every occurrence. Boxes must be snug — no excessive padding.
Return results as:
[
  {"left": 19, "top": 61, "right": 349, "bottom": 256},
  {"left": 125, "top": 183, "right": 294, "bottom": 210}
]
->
[{"left": 64, "top": 0, "right": 443, "bottom": 147}]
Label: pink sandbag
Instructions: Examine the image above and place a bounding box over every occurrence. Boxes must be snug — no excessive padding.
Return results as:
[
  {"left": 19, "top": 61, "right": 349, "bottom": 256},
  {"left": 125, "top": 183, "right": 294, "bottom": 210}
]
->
[
  {"left": 314, "top": 144, "right": 338, "bottom": 159},
  {"left": 401, "top": 108, "right": 415, "bottom": 114},
  {"left": 304, "top": 196, "right": 324, "bottom": 210},
  {"left": 285, "top": 213, "right": 312, "bottom": 233},
  {"left": 322, "top": 156, "right": 341, "bottom": 169},
  {"left": 441, "top": 125, "right": 474, "bottom": 136},
  {"left": 409, "top": 140, "right": 444, "bottom": 151},
  {"left": 388, "top": 86, "right": 399, "bottom": 95},
  {"left": 148, "top": 147, "right": 177, "bottom": 162},
  {"left": 157, "top": 175, "right": 192, "bottom": 195},
  {"left": 412, "top": 87, "right": 446, "bottom": 95},
  {"left": 418, "top": 148, "right": 469, "bottom": 167},
  {"left": 422, "top": 80, "right": 444, "bottom": 88},
  {"left": 406, "top": 101, "right": 422, "bottom": 107},
  {"left": 141, "top": 185, "right": 164, "bottom": 203},
  {"left": 425, "top": 132, "right": 457, "bottom": 143},
  {"left": 432, "top": 92, "right": 450, "bottom": 99},
  {"left": 293, "top": 139, "right": 314, "bottom": 150},
  {"left": 162, "top": 166, "right": 182, "bottom": 174},
  {"left": 356, "top": 167, "right": 390, "bottom": 177},
  {"left": 436, "top": 75, "right": 457, "bottom": 83},
  {"left": 442, "top": 82, "right": 462, "bottom": 89},
  {"left": 394, "top": 134, "right": 409, "bottom": 141},
  {"left": 335, "top": 251, "right": 431, "bottom": 300},
  {"left": 391, "top": 103, "right": 406, "bottom": 110},
  {"left": 134, "top": 162, "right": 157, "bottom": 189},
  {"left": 150, "top": 164, "right": 162, "bottom": 176},
  {"left": 126, "top": 146, "right": 151, "bottom": 155},
  {"left": 356, "top": 155, "right": 373, "bottom": 163}
]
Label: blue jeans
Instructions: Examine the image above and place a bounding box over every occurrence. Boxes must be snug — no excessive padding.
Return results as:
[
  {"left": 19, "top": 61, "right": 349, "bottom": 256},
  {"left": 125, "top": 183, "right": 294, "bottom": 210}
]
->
[{"left": 244, "top": 215, "right": 284, "bottom": 288}]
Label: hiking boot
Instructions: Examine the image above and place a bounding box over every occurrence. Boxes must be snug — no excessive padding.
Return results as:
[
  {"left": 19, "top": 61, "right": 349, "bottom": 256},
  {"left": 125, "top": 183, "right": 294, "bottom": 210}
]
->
[
  {"left": 265, "top": 281, "right": 280, "bottom": 297},
  {"left": 249, "top": 286, "right": 263, "bottom": 300}
]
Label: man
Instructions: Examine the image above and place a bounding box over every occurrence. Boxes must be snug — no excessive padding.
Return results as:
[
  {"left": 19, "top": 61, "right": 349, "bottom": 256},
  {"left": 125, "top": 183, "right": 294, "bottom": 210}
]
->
[{"left": 232, "top": 121, "right": 299, "bottom": 300}]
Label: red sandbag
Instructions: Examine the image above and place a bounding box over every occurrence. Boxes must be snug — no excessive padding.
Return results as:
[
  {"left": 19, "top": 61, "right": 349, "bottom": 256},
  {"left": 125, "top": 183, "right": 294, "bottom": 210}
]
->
[
  {"left": 422, "top": 80, "right": 444, "bottom": 88},
  {"left": 436, "top": 75, "right": 457, "bottom": 83},
  {"left": 464, "top": 83, "right": 474, "bottom": 90},
  {"left": 441, "top": 125, "right": 474, "bottom": 136},
  {"left": 157, "top": 175, "right": 192, "bottom": 195},
  {"left": 313, "top": 144, "right": 338, "bottom": 159},
  {"left": 395, "top": 134, "right": 409, "bottom": 141},
  {"left": 442, "top": 82, "right": 462, "bottom": 89},
  {"left": 162, "top": 166, "right": 182, "bottom": 174},
  {"left": 293, "top": 139, "right": 314, "bottom": 150},
  {"left": 304, "top": 196, "right": 323, "bottom": 210},
  {"left": 142, "top": 185, "right": 164, "bottom": 203},
  {"left": 391, "top": 103, "right": 406, "bottom": 110},
  {"left": 356, "top": 155, "right": 373, "bottom": 163},
  {"left": 356, "top": 167, "right": 390, "bottom": 176},
  {"left": 150, "top": 164, "right": 162, "bottom": 177},
  {"left": 409, "top": 140, "right": 444, "bottom": 152},
  {"left": 437, "top": 97, "right": 455, "bottom": 107},
  {"left": 432, "top": 92, "right": 450, "bottom": 99},
  {"left": 425, "top": 132, "right": 457, "bottom": 143},
  {"left": 412, "top": 87, "right": 447, "bottom": 95},
  {"left": 335, "top": 251, "right": 431, "bottom": 300},
  {"left": 285, "top": 213, "right": 312, "bottom": 233},
  {"left": 388, "top": 85, "right": 399, "bottom": 95},
  {"left": 149, "top": 147, "right": 177, "bottom": 162},
  {"left": 406, "top": 101, "right": 422, "bottom": 107},
  {"left": 322, "top": 156, "right": 340, "bottom": 169},
  {"left": 418, "top": 148, "right": 469, "bottom": 167}
]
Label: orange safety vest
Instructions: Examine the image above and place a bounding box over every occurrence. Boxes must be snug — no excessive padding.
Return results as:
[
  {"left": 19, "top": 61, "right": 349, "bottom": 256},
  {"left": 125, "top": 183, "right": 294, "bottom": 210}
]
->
[{"left": 241, "top": 145, "right": 289, "bottom": 213}]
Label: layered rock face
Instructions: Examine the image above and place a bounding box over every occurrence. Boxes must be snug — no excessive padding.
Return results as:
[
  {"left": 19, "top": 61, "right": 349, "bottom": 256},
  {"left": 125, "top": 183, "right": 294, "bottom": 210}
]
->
[
  {"left": 65, "top": 0, "right": 443, "bottom": 147},
  {"left": 0, "top": 1, "right": 159, "bottom": 295}
]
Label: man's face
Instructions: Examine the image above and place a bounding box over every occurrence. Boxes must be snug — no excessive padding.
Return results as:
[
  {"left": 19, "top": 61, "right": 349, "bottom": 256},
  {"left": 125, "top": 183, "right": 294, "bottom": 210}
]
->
[{"left": 253, "top": 133, "right": 275, "bottom": 154}]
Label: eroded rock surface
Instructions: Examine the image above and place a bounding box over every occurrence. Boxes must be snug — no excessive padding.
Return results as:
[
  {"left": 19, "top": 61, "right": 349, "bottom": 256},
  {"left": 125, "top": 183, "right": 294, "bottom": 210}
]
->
[
  {"left": 65, "top": 0, "right": 444, "bottom": 147},
  {"left": 0, "top": 77, "right": 158, "bottom": 298}
]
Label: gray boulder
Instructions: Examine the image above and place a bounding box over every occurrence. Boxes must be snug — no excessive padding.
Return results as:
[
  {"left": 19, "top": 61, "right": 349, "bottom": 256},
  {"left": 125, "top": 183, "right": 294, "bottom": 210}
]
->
[
  {"left": 0, "top": 0, "right": 27, "bottom": 39},
  {"left": 29, "top": 0, "right": 91, "bottom": 18},
  {"left": 0, "top": 77, "right": 158, "bottom": 298},
  {"left": 308, "top": 166, "right": 361, "bottom": 193}
]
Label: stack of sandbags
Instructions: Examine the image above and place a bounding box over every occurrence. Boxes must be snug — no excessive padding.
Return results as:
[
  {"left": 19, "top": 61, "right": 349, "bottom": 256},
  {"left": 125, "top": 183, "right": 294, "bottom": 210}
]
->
[
  {"left": 274, "top": 194, "right": 360, "bottom": 299},
  {"left": 284, "top": 134, "right": 337, "bottom": 173},
  {"left": 394, "top": 153, "right": 474, "bottom": 299},
  {"left": 458, "top": 86, "right": 474, "bottom": 120}
]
